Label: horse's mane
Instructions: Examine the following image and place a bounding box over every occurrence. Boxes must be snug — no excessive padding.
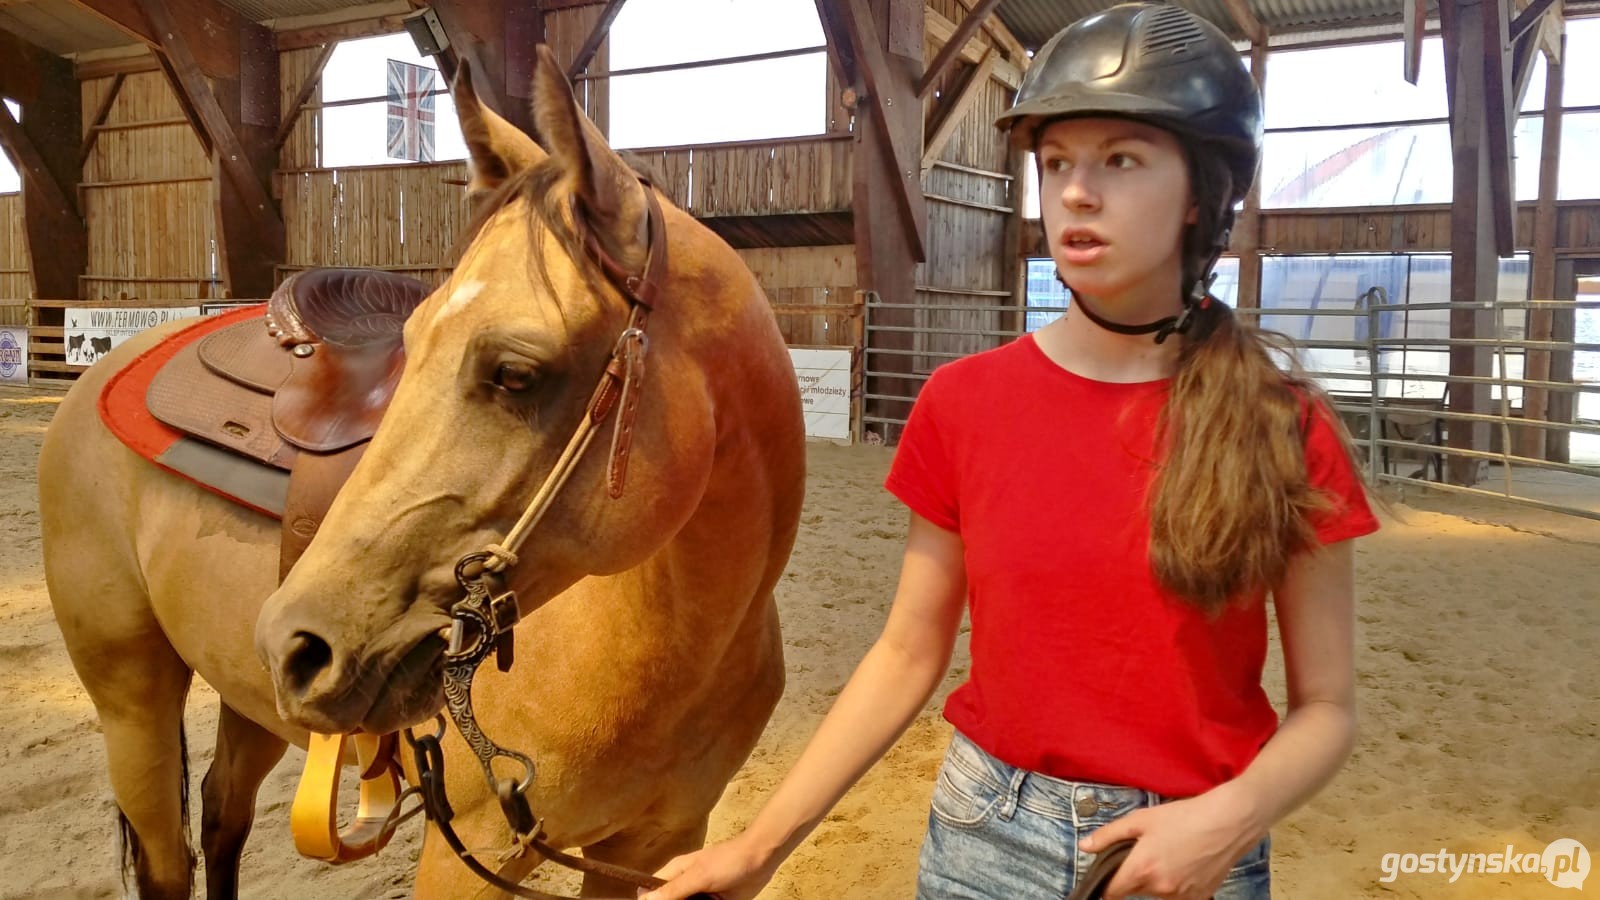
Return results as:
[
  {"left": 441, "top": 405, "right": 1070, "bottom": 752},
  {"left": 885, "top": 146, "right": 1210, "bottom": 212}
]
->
[{"left": 450, "top": 160, "right": 597, "bottom": 315}]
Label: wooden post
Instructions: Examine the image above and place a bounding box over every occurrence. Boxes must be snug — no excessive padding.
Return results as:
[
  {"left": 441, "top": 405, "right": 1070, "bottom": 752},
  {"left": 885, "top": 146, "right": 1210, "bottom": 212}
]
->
[
  {"left": 1516, "top": 35, "right": 1563, "bottom": 461},
  {"left": 1546, "top": 258, "right": 1578, "bottom": 463},
  {"left": 1439, "top": 0, "right": 1505, "bottom": 486},
  {"left": 0, "top": 37, "right": 87, "bottom": 300},
  {"left": 429, "top": 0, "right": 542, "bottom": 137},
  {"left": 850, "top": 0, "right": 923, "bottom": 439},
  {"left": 1234, "top": 41, "right": 1268, "bottom": 310}
]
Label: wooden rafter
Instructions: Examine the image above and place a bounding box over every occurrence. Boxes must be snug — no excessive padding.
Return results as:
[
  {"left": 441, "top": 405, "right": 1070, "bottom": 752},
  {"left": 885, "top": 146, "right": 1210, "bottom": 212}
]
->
[
  {"left": 426, "top": 0, "right": 540, "bottom": 136},
  {"left": 79, "top": 73, "right": 127, "bottom": 169},
  {"left": 66, "top": 0, "right": 240, "bottom": 79},
  {"left": 1402, "top": 0, "right": 1427, "bottom": 83},
  {"left": 567, "top": 0, "right": 628, "bottom": 79},
  {"left": 1481, "top": 0, "right": 1515, "bottom": 256},
  {"left": 0, "top": 102, "right": 78, "bottom": 222},
  {"left": 812, "top": 0, "right": 859, "bottom": 90},
  {"left": 1216, "top": 0, "right": 1268, "bottom": 46},
  {"left": 274, "top": 43, "right": 337, "bottom": 151},
  {"left": 922, "top": 48, "right": 995, "bottom": 171},
  {"left": 840, "top": 0, "right": 926, "bottom": 259},
  {"left": 924, "top": 9, "right": 1020, "bottom": 90},
  {"left": 1510, "top": 0, "right": 1558, "bottom": 41},
  {"left": 917, "top": 0, "right": 1002, "bottom": 98}
]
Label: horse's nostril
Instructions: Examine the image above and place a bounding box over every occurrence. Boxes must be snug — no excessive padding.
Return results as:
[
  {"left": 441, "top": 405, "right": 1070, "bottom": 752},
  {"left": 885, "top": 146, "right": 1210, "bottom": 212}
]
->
[{"left": 282, "top": 631, "right": 334, "bottom": 695}]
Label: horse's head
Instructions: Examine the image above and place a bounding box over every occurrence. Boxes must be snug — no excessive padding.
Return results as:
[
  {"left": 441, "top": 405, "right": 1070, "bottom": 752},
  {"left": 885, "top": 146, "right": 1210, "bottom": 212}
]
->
[{"left": 255, "top": 48, "right": 781, "bottom": 734}]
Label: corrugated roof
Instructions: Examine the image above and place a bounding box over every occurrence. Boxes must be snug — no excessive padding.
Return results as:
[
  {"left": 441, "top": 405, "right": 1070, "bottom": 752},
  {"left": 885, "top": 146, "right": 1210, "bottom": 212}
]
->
[{"left": 997, "top": 0, "right": 1600, "bottom": 50}]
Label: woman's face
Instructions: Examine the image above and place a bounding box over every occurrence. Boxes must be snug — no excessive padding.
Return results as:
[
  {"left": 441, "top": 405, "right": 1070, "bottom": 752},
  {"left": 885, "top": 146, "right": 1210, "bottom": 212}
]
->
[{"left": 1036, "top": 117, "right": 1194, "bottom": 317}]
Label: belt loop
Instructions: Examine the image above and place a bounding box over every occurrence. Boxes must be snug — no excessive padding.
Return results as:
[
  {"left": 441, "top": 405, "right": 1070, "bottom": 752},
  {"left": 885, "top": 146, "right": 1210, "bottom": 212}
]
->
[{"left": 997, "top": 767, "right": 1026, "bottom": 822}]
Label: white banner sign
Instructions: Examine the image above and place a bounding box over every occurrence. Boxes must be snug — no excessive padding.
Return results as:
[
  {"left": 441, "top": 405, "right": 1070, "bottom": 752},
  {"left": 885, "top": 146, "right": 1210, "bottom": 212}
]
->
[
  {"left": 64, "top": 306, "right": 201, "bottom": 367},
  {"left": 790, "top": 348, "right": 853, "bottom": 442},
  {"left": 0, "top": 327, "right": 25, "bottom": 384}
]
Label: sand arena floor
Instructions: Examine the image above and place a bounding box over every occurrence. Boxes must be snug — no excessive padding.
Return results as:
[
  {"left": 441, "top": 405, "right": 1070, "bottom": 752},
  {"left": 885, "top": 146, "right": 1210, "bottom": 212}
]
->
[{"left": 1, "top": 386, "right": 1595, "bottom": 898}]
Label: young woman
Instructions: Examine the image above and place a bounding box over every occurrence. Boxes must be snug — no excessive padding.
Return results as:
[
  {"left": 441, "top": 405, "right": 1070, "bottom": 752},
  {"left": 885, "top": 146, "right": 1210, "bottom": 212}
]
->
[{"left": 644, "top": 5, "right": 1377, "bottom": 898}]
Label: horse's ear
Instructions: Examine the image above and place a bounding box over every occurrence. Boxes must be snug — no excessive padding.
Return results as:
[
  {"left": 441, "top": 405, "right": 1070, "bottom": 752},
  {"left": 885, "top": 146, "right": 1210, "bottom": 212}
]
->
[
  {"left": 453, "top": 59, "right": 546, "bottom": 200},
  {"left": 530, "top": 44, "right": 648, "bottom": 269}
]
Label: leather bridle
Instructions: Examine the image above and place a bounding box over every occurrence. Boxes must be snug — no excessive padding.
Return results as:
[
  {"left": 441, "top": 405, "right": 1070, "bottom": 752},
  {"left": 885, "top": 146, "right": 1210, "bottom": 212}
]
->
[{"left": 398, "top": 180, "right": 714, "bottom": 899}]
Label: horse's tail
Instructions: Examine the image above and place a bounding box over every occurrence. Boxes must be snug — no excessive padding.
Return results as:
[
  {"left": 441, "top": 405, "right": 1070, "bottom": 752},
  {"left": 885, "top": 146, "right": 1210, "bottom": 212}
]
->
[{"left": 115, "top": 721, "right": 193, "bottom": 892}]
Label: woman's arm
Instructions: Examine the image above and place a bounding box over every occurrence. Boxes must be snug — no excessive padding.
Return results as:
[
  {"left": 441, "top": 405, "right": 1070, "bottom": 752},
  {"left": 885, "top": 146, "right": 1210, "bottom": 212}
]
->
[
  {"left": 643, "top": 512, "right": 969, "bottom": 900},
  {"left": 1086, "top": 538, "right": 1360, "bottom": 900}
]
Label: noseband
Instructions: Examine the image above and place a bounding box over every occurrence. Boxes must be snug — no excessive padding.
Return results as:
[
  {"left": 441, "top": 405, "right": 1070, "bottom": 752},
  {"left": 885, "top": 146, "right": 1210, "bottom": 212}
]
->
[{"left": 399, "top": 181, "right": 714, "bottom": 899}]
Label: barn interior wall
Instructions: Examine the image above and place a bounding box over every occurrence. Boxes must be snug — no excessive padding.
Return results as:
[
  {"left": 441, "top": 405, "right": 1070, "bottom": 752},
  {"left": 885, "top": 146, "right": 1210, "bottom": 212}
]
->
[
  {"left": 737, "top": 244, "right": 858, "bottom": 349},
  {"left": 79, "top": 70, "right": 218, "bottom": 302},
  {"left": 0, "top": 194, "right": 27, "bottom": 302}
]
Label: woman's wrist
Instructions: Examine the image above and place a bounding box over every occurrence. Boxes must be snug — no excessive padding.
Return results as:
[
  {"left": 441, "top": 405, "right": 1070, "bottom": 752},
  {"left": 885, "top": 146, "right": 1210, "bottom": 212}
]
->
[{"left": 1204, "top": 778, "right": 1274, "bottom": 846}]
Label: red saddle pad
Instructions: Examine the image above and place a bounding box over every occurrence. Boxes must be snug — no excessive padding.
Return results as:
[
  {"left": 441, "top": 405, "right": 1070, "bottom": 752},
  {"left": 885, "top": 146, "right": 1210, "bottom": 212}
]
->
[{"left": 97, "top": 304, "right": 287, "bottom": 519}]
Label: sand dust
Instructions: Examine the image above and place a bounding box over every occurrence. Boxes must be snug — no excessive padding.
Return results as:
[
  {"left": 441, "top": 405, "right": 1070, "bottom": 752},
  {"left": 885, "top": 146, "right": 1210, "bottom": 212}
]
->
[{"left": 1, "top": 385, "right": 1595, "bottom": 898}]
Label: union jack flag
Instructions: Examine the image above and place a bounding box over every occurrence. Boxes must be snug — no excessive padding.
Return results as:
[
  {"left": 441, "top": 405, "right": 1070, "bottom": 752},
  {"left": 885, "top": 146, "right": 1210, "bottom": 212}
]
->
[{"left": 386, "top": 60, "right": 436, "bottom": 162}]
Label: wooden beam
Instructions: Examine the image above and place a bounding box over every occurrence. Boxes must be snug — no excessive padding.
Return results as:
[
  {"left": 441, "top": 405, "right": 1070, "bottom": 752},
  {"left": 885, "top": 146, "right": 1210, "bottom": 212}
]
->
[
  {"left": 0, "top": 50, "right": 87, "bottom": 300},
  {"left": 1481, "top": 0, "right": 1515, "bottom": 257},
  {"left": 1217, "top": 0, "right": 1268, "bottom": 45},
  {"left": 66, "top": 0, "right": 241, "bottom": 79},
  {"left": 1234, "top": 41, "right": 1268, "bottom": 309},
  {"left": 153, "top": 50, "right": 212, "bottom": 156},
  {"left": 924, "top": 8, "right": 1019, "bottom": 89},
  {"left": 1402, "top": 0, "right": 1427, "bottom": 83},
  {"left": 921, "top": 48, "right": 995, "bottom": 171},
  {"left": 1510, "top": 0, "right": 1558, "bottom": 41},
  {"left": 1517, "top": 32, "right": 1564, "bottom": 460},
  {"left": 274, "top": 43, "right": 336, "bottom": 151},
  {"left": 429, "top": 0, "right": 540, "bottom": 136},
  {"left": 814, "top": 0, "right": 859, "bottom": 87},
  {"left": 79, "top": 73, "right": 126, "bottom": 169},
  {"left": 566, "top": 0, "right": 628, "bottom": 79},
  {"left": 1439, "top": 0, "right": 1498, "bottom": 486},
  {"left": 841, "top": 0, "right": 926, "bottom": 259},
  {"left": 75, "top": 51, "right": 163, "bottom": 80},
  {"left": 917, "top": 0, "right": 1002, "bottom": 98},
  {"left": 276, "top": 13, "right": 412, "bottom": 51},
  {"left": 140, "top": 0, "right": 283, "bottom": 296}
]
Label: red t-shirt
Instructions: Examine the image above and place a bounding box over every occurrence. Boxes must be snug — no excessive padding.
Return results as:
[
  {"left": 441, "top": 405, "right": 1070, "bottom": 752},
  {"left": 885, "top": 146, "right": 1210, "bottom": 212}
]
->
[{"left": 885, "top": 333, "right": 1379, "bottom": 798}]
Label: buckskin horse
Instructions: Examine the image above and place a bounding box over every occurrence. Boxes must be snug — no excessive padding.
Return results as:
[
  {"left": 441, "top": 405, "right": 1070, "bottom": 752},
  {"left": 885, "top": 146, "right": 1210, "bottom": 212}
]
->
[{"left": 39, "top": 46, "right": 804, "bottom": 898}]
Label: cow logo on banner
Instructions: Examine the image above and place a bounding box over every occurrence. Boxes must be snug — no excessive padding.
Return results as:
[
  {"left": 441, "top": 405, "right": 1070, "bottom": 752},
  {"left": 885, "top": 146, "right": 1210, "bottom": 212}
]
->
[
  {"left": 0, "top": 328, "right": 24, "bottom": 384},
  {"left": 386, "top": 59, "right": 436, "bottom": 163}
]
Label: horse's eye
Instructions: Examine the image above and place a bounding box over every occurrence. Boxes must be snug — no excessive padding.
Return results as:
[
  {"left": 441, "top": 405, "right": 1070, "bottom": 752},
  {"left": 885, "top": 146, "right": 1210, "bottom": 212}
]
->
[{"left": 494, "top": 362, "right": 538, "bottom": 393}]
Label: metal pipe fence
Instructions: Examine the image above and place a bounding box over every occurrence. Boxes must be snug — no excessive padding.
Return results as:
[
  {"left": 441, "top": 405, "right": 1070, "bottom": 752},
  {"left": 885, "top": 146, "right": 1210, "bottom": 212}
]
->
[{"left": 865, "top": 292, "right": 1600, "bottom": 522}]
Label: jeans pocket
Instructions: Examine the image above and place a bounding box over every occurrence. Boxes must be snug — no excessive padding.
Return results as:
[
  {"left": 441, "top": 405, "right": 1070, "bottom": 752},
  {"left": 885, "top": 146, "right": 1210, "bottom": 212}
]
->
[
  {"left": 928, "top": 753, "right": 1003, "bottom": 829},
  {"left": 1215, "top": 835, "right": 1272, "bottom": 900}
]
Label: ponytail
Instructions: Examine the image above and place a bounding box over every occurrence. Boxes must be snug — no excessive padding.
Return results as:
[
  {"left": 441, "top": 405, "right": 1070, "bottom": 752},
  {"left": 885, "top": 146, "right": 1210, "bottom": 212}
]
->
[{"left": 1146, "top": 150, "right": 1357, "bottom": 613}]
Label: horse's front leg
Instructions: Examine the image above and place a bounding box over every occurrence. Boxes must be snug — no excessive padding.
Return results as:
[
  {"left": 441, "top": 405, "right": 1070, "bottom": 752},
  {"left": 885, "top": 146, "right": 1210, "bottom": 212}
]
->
[
  {"left": 578, "top": 818, "right": 711, "bottom": 899},
  {"left": 199, "top": 702, "right": 289, "bottom": 898}
]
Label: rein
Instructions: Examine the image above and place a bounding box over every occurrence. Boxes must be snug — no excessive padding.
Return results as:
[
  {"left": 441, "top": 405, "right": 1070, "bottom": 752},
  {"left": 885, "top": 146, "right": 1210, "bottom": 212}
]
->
[{"left": 399, "top": 182, "right": 713, "bottom": 899}]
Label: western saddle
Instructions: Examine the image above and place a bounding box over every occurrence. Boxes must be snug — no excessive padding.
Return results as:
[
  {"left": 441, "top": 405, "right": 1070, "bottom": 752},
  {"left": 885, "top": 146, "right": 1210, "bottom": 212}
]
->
[{"left": 146, "top": 267, "right": 431, "bottom": 579}]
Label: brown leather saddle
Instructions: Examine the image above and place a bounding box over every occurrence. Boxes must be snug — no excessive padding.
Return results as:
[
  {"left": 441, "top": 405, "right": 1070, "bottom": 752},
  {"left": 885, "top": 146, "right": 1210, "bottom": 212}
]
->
[{"left": 146, "top": 268, "right": 431, "bottom": 577}]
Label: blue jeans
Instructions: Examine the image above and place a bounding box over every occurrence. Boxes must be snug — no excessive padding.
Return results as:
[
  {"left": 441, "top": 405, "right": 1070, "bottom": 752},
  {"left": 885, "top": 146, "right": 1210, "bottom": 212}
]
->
[{"left": 916, "top": 731, "right": 1271, "bottom": 899}]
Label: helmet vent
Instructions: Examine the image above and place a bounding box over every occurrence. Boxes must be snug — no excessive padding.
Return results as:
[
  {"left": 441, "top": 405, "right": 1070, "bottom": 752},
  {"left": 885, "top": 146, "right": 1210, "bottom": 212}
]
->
[{"left": 1138, "top": 5, "right": 1208, "bottom": 57}]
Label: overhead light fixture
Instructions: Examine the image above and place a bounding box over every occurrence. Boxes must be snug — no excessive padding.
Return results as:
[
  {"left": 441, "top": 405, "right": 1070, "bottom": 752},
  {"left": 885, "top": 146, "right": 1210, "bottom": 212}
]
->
[{"left": 402, "top": 7, "right": 450, "bottom": 57}]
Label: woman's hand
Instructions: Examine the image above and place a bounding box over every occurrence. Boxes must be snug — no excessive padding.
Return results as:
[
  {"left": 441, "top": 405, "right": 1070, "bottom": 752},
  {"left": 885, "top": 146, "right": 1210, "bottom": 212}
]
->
[
  {"left": 639, "top": 832, "right": 782, "bottom": 900},
  {"left": 1078, "top": 787, "right": 1265, "bottom": 900}
]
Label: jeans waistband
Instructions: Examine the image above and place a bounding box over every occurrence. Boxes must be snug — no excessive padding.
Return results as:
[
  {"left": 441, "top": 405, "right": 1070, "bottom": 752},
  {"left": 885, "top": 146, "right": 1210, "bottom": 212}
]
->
[{"left": 945, "top": 730, "right": 1165, "bottom": 825}]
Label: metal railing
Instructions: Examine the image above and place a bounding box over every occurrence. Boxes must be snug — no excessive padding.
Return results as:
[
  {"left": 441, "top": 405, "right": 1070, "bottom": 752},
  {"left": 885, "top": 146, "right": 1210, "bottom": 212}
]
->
[{"left": 1239, "top": 295, "right": 1600, "bottom": 522}]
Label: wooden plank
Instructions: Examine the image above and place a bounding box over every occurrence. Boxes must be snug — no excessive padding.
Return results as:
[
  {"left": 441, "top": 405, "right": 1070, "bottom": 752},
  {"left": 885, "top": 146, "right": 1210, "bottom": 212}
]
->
[
  {"left": 923, "top": 8, "right": 1020, "bottom": 90},
  {"left": 68, "top": 0, "right": 241, "bottom": 80},
  {"left": 275, "top": 14, "right": 412, "bottom": 51},
  {"left": 566, "top": 0, "right": 628, "bottom": 79},
  {"left": 0, "top": 48, "right": 87, "bottom": 301},
  {"left": 921, "top": 48, "right": 995, "bottom": 171},
  {"left": 917, "top": 0, "right": 1001, "bottom": 97},
  {"left": 841, "top": 0, "right": 926, "bottom": 260},
  {"left": 274, "top": 42, "right": 336, "bottom": 151},
  {"left": 1518, "top": 35, "right": 1564, "bottom": 460},
  {"left": 140, "top": 0, "right": 283, "bottom": 295}
]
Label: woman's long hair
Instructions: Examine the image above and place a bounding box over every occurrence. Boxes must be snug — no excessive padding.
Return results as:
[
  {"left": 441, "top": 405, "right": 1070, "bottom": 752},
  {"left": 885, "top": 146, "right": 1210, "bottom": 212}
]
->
[{"left": 1147, "top": 149, "right": 1365, "bottom": 613}]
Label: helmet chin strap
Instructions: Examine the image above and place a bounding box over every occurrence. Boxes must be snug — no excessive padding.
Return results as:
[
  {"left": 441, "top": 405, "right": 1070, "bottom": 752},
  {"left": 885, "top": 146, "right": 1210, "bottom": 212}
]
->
[{"left": 1057, "top": 225, "right": 1230, "bottom": 345}]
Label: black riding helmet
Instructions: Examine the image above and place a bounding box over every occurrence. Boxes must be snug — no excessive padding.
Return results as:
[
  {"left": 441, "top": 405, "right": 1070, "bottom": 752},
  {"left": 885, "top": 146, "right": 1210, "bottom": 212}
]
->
[{"left": 997, "top": 3, "right": 1263, "bottom": 342}]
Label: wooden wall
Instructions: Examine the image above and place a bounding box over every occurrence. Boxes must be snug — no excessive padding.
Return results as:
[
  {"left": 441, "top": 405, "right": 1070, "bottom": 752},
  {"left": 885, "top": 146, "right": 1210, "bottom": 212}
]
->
[
  {"left": 1019, "top": 200, "right": 1600, "bottom": 260},
  {"left": 627, "top": 136, "right": 853, "bottom": 217},
  {"left": 906, "top": 14, "right": 1019, "bottom": 376},
  {"left": 0, "top": 193, "right": 27, "bottom": 301},
  {"left": 737, "top": 244, "right": 858, "bottom": 348},
  {"left": 80, "top": 70, "right": 218, "bottom": 302},
  {"left": 277, "top": 163, "right": 470, "bottom": 287},
  {"left": 545, "top": 4, "right": 610, "bottom": 129}
]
